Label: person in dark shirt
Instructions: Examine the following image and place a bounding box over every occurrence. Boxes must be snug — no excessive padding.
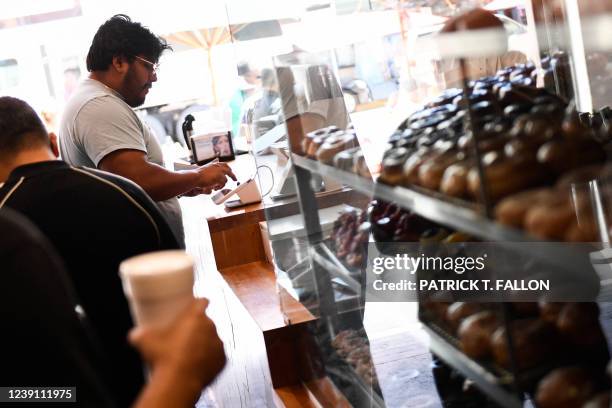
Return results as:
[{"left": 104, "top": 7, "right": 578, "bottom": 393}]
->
[
  {"left": 0, "top": 208, "right": 116, "bottom": 407},
  {"left": 0, "top": 208, "right": 226, "bottom": 408},
  {"left": 0, "top": 96, "right": 179, "bottom": 406}
]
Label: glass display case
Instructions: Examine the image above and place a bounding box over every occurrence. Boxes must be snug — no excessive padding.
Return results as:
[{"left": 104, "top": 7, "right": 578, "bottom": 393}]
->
[{"left": 226, "top": 1, "right": 612, "bottom": 407}]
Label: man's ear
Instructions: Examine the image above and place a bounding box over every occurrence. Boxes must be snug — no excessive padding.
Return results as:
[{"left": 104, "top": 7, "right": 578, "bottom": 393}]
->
[
  {"left": 111, "top": 55, "right": 130, "bottom": 74},
  {"left": 49, "top": 132, "right": 60, "bottom": 158}
]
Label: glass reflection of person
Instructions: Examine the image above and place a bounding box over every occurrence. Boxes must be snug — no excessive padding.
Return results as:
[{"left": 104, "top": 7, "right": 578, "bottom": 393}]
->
[{"left": 212, "top": 134, "right": 231, "bottom": 157}]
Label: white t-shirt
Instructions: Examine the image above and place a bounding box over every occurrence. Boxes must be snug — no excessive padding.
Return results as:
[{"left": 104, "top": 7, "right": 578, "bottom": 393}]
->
[
  {"left": 276, "top": 66, "right": 349, "bottom": 129},
  {"left": 58, "top": 78, "right": 184, "bottom": 244}
]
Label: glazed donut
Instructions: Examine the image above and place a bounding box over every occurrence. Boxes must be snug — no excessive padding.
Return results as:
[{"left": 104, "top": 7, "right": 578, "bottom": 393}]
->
[
  {"left": 524, "top": 194, "right": 575, "bottom": 240},
  {"left": 418, "top": 150, "right": 465, "bottom": 190},
  {"left": 307, "top": 132, "right": 333, "bottom": 159},
  {"left": 379, "top": 147, "right": 411, "bottom": 186},
  {"left": 494, "top": 188, "right": 558, "bottom": 228},
  {"left": 467, "top": 153, "right": 549, "bottom": 202},
  {"left": 538, "top": 139, "right": 606, "bottom": 175},
  {"left": 440, "top": 161, "right": 471, "bottom": 198},
  {"left": 317, "top": 133, "right": 357, "bottom": 164},
  {"left": 402, "top": 149, "right": 439, "bottom": 186},
  {"left": 303, "top": 127, "right": 334, "bottom": 156},
  {"left": 458, "top": 311, "right": 499, "bottom": 359},
  {"left": 333, "top": 147, "right": 361, "bottom": 172}
]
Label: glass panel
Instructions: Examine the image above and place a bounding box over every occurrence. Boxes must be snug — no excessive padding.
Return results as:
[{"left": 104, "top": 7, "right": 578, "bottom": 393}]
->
[{"left": 227, "top": 0, "right": 612, "bottom": 406}]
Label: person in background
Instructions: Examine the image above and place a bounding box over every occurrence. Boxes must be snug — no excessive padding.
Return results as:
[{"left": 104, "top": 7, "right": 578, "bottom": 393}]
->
[
  {"left": 59, "top": 15, "right": 236, "bottom": 245},
  {"left": 0, "top": 208, "right": 225, "bottom": 408},
  {"left": 0, "top": 96, "right": 180, "bottom": 406},
  {"left": 229, "top": 61, "right": 260, "bottom": 139},
  {"left": 253, "top": 68, "right": 280, "bottom": 119}
]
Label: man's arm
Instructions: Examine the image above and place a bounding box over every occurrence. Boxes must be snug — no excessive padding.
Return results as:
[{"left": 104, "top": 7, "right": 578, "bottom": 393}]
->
[{"left": 99, "top": 150, "right": 236, "bottom": 201}]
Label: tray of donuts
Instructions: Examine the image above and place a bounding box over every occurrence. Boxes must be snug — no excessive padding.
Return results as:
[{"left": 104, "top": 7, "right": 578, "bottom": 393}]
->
[
  {"left": 299, "top": 126, "right": 372, "bottom": 178},
  {"left": 494, "top": 164, "right": 612, "bottom": 242},
  {"left": 329, "top": 208, "right": 371, "bottom": 274},
  {"left": 420, "top": 300, "right": 611, "bottom": 407},
  {"left": 379, "top": 73, "right": 612, "bottom": 212},
  {"left": 368, "top": 199, "right": 473, "bottom": 255}
]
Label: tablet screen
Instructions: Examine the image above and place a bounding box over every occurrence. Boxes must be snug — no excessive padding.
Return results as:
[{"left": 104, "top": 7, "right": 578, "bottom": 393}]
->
[{"left": 191, "top": 131, "right": 235, "bottom": 164}]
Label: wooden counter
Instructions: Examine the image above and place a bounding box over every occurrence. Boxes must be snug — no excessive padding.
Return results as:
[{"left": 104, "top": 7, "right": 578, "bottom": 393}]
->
[{"left": 187, "top": 153, "right": 443, "bottom": 407}]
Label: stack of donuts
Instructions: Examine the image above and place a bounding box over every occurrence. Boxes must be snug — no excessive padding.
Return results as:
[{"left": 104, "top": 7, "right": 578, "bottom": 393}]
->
[
  {"left": 330, "top": 209, "right": 370, "bottom": 269},
  {"left": 422, "top": 299, "right": 611, "bottom": 406},
  {"left": 380, "top": 63, "right": 612, "bottom": 241},
  {"left": 300, "top": 126, "right": 371, "bottom": 177},
  {"left": 331, "top": 329, "right": 378, "bottom": 387}
]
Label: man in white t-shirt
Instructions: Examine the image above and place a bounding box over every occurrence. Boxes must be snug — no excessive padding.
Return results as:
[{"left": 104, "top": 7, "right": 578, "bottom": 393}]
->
[{"left": 59, "top": 15, "right": 236, "bottom": 244}]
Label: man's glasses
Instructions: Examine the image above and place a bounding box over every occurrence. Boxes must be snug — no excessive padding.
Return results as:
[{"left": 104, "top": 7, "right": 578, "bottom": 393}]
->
[{"left": 133, "top": 55, "right": 159, "bottom": 74}]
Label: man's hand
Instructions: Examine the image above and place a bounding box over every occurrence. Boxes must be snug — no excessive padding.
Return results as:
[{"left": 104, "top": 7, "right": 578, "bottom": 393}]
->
[
  {"left": 179, "top": 187, "right": 212, "bottom": 197},
  {"left": 129, "top": 299, "right": 226, "bottom": 390},
  {"left": 196, "top": 162, "right": 237, "bottom": 191}
]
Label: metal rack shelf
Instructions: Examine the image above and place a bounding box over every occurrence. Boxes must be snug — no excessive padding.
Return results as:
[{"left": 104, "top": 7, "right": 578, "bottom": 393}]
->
[
  {"left": 291, "top": 154, "right": 596, "bottom": 278},
  {"left": 423, "top": 324, "right": 524, "bottom": 408}
]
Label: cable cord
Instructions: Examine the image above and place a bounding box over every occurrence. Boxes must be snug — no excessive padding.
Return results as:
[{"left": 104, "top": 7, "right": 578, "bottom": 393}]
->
[{"left": 255, "top": 165, "right": 274, "bottom": 198}]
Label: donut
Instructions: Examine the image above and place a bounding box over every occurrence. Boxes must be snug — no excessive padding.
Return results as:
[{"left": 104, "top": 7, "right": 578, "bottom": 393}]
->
[
  {"left": 379, "top": 147, "right": 411, "bottom": 186},
  {"left": 467, "top": 153, "right": 550, "bottom": 202},
  {"left": 303, "top": 127, "right": 334, "bottom": 156},
  {"left": 440, "top": 161, "right": 471, "bottom": 198},
  {"left": 402, "top": 149, "right": 440, "bottom": 186},
  {"left": 418, "top": 150, "right": 465, "bottom": 190},
  {"left": 524, "top": 194, "right": 575, "bottom": 240},
  {"left": 494, "top": 188, "right": 558, "bottom": 228},
  {"left": 446, "top": 302, "right": 483, "bottom": 332},
  {"left": 317, "top": 133, "right": 357, "bottom": 164},
  {"left": 491, "top": 318, "right": 556, "bottom": 370},
  {"left": 458, "top": 311, "right": 499, "bottom": 359},
  {"left": 333, "top": 147, "right": 361, "bottom": 172}
]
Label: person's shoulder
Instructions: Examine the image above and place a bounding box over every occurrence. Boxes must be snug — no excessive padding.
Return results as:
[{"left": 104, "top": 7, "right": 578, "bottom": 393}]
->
[
  {"left": 0, "top": 178, "right": 20, "bottom": 197},
  {"left": 70, "top": 166, "right": 147, "bottom": 197},
  {"left": 0, "top": 209, "right": 46, "bottom": 250}
]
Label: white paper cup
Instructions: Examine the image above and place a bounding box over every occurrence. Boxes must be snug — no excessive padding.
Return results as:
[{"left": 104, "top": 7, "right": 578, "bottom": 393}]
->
[{"left": 119, "top": 250, "right": 194, "bottom": 328}]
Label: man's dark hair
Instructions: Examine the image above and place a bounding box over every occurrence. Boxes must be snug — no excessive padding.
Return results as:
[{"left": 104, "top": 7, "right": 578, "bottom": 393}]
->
[
  {"left": 0, "top": 97, "right": 48, "bottom": 157},
  {"left": 237, "top": 62, "right": 251, "bottom": 77},
  {"left": 86, "top": 14, "right": 171, "bottom": 72}
]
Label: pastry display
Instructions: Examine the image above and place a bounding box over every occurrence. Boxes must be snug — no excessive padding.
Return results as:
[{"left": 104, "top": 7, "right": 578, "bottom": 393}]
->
[
  {"left": 330, "top": 209, "right": 369, "bottom": 268},
  {"left": 331, "top": 329, "right": 378, "bottom": 387},
  {"left": 369, "top": 200, "right": 436, "bottom": 244}
]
